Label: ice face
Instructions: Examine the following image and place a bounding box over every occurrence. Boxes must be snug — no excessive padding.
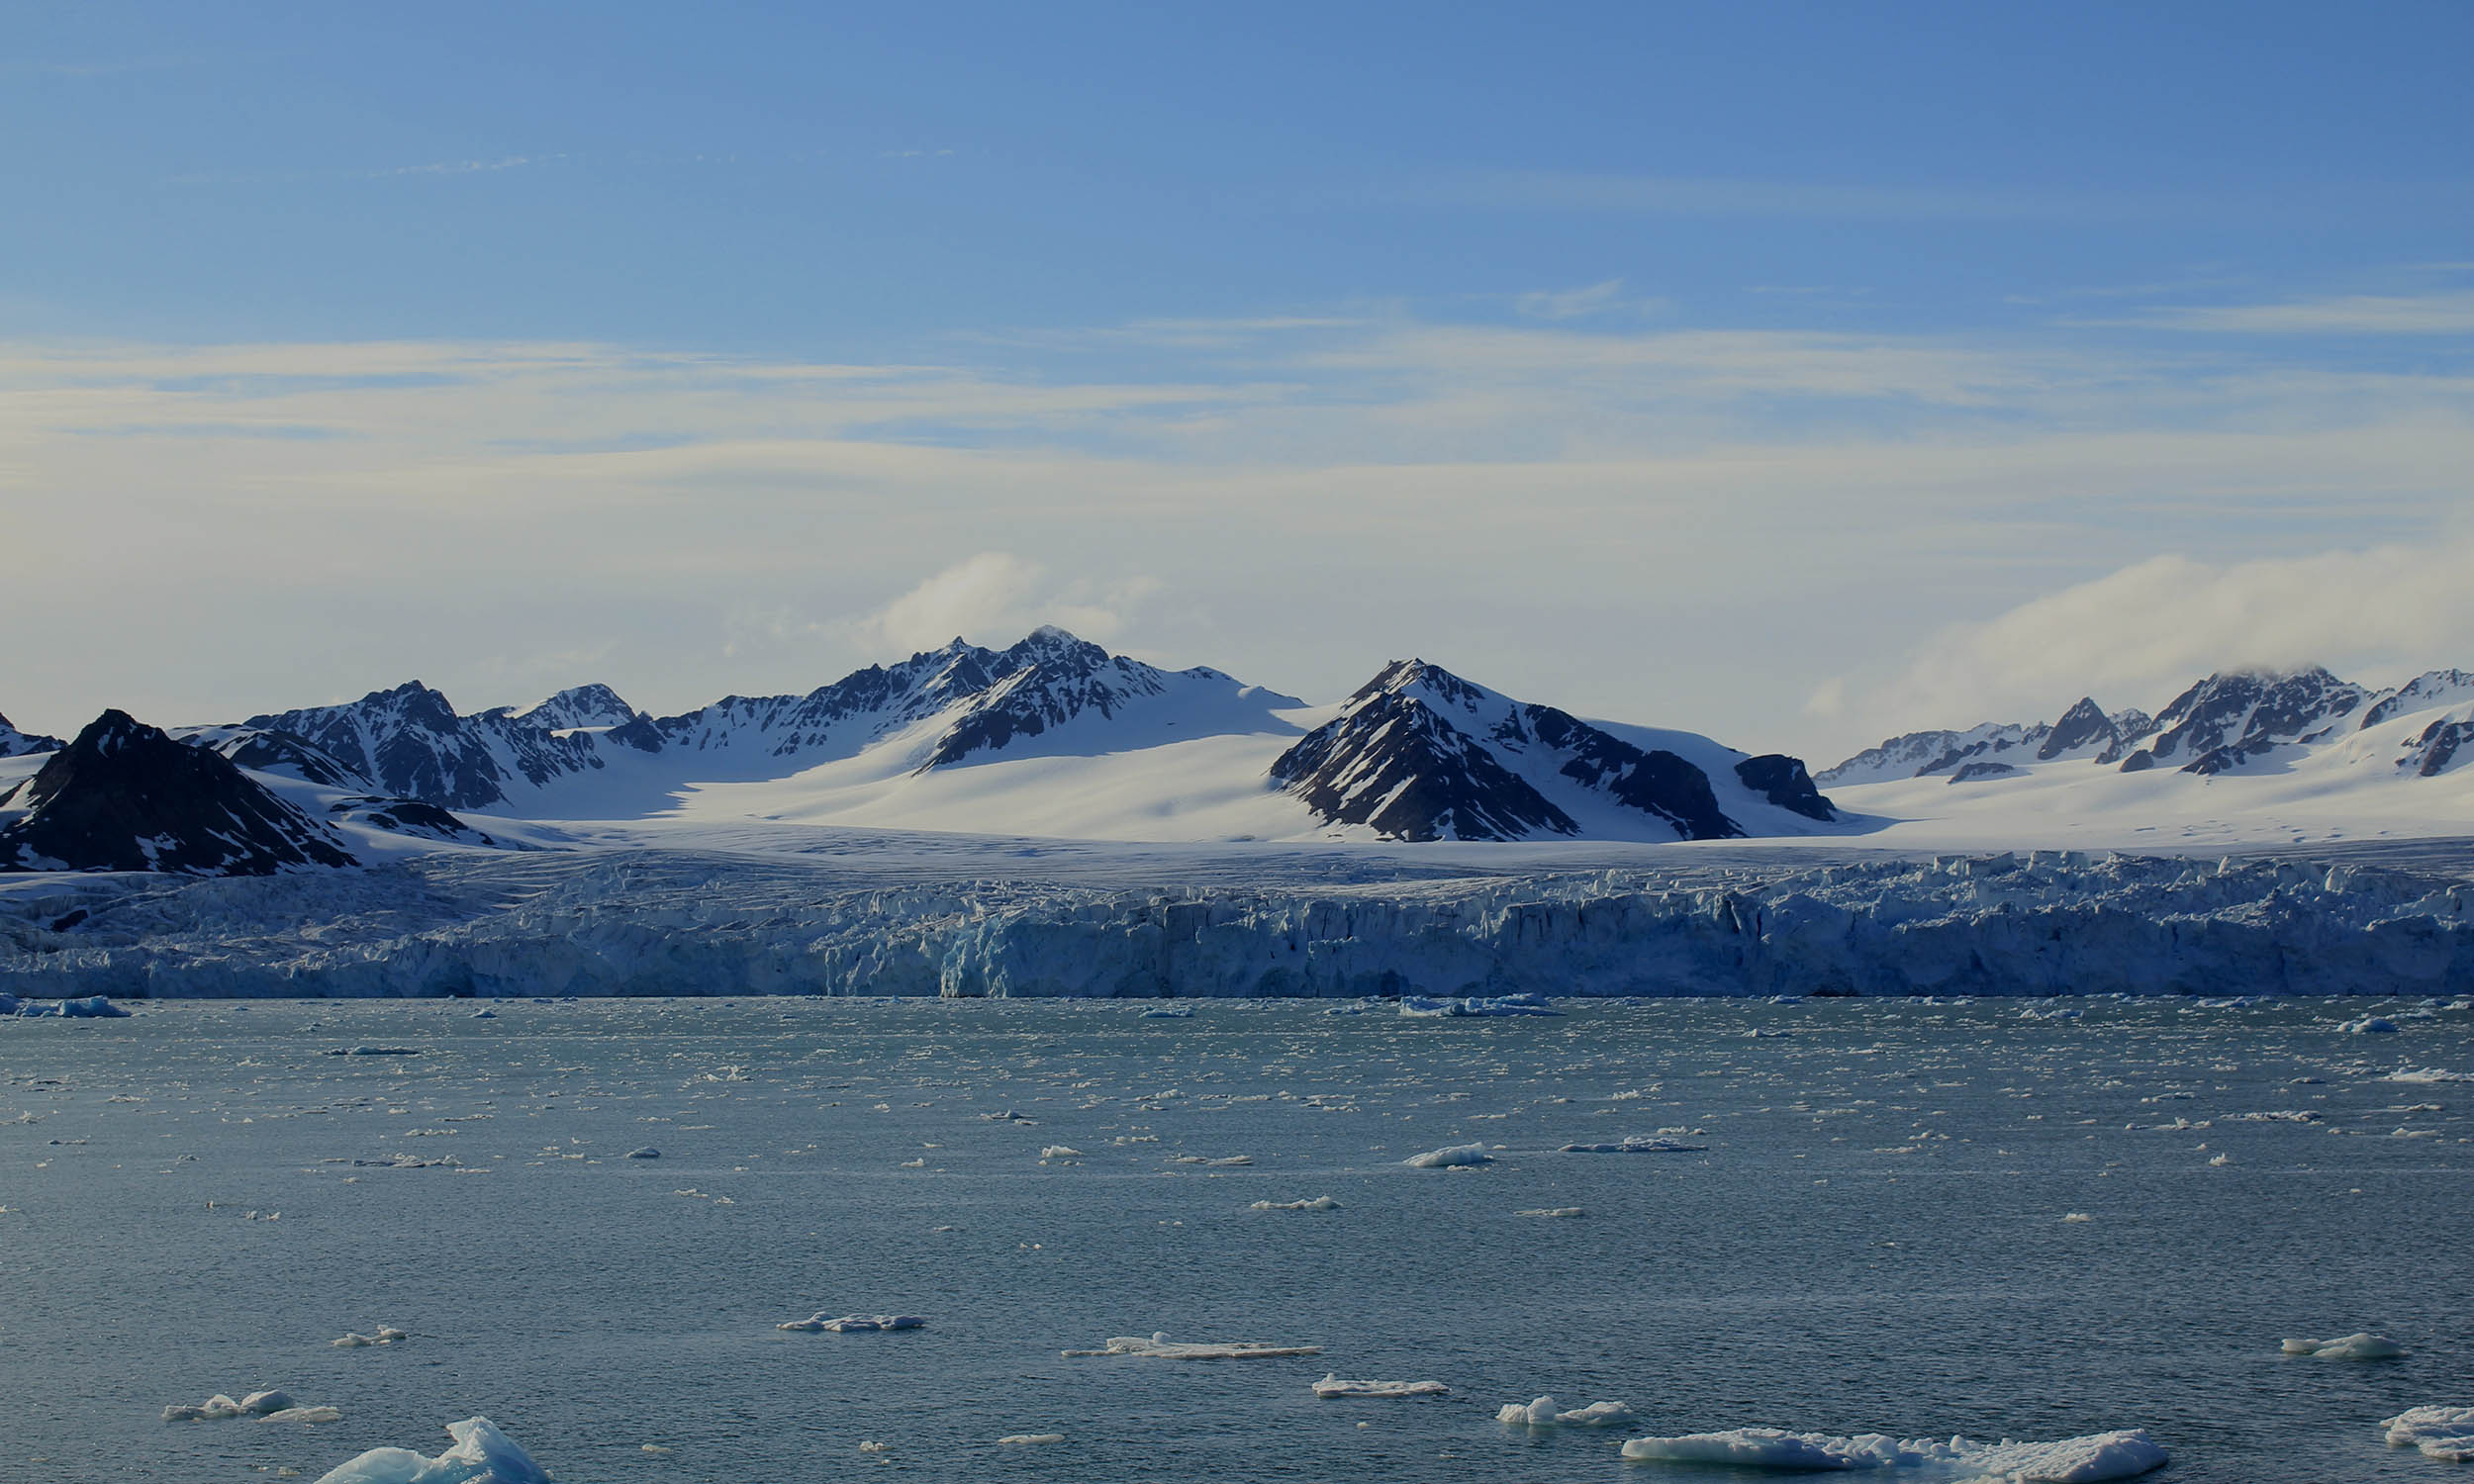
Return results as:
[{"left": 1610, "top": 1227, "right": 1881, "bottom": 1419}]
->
[{"left": 312, "top": 1416, "right": 551, "bottom": 1484}]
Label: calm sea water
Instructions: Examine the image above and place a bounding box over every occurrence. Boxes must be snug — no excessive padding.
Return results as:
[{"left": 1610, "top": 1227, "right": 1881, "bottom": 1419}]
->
[{"left": 2, "top": 995, "right": 2467, "bottom": 1483}]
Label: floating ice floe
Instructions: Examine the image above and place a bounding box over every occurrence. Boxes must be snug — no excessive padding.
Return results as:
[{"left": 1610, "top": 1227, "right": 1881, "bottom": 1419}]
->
[
  {"left": 1062, "top": 1332, "right": 1320, "bottom": 1359},
  {"left": 1497, "top": 1396, "right": 1633, "bottom": 1427},
  {"left": 1398, "top": 992, "right": 1560, "bottom": 1018},
  {"left": 1139, "top": 1006, "right": 1192, "bottom": 1018},
  {"left": 1171, "top": 1154, "right": 1252, "bottom": 1165},
  {"left": 165, "top": 1390, "right": 308, "bottom": 1422},
  {"left": 997, "top": 1433, "right": 1066, "bottom": 1445},
  {"left": 1250, "top": 1196, "right": 1341, "bottom": 1211},
  {"left": 1313, "top": 1374, "right": 1449, "bottom": 1398},
  {"left": 1617, "top": 1426, "right": 2168, "bottom": 1481},
  {"left": 1560, "top": 1136, "right": 1706, "bottom": 1154},
  {"left": 332, "top": 1327, "right": 410, "bottom": 1347},
  {"left": 1402, "top": 1143, "right": 1492, "bottom": 1168},
  {"left": 1, "top": 993, "right": 130, "bottom": 1017},
  {"left": 777, "top": 1313, "right": 925, "bottom": 1333},
  {"left": 1514, "top": 1207, "right": 1584, "bottom": 1218},
  {"left": 2388, "top": 1067, "right": 2474, "bottom": 1083},
  {"left": 2282, "top": 1333, "right": 2405, "bottom": 1359},
  {"left": 624, "top": 1147, "right": 659, "bottom": 1159},
  {"left": 313, "top": 1416, "right": 551, "bottom": 1484},
  {"left": 2340, "top": 1016, "right": 2401, "bottom": 1034},
  {"left": 1038, "top": 1146, "right": 1083, "bottom": 1160},
  {"left": 2385, "top": 1406, "right": 2474, "bottom": 1462}
]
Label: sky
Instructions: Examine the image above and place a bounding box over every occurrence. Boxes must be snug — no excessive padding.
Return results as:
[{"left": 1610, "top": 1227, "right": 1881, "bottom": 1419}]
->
[{"left": 6, "top": 2, "right": 2472, "bottom": 762}]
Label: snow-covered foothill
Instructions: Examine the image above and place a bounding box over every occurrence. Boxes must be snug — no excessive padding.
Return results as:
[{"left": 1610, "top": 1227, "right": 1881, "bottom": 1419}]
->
[
  {"left": 1061, "top": 1333, "right": 1320, "bottom": 1359},
  {"left": 1617, "top": 1425, "right": 2168, "bottom": 1480},
  {"left": 2386, "top": 1406, "right": 2474, "bottom": 1462},
  {"left": 2282, "top": 1333, "right": 2405, "bottom": 1359},
  {"left": 1312, "top": 1374, "right": 1449, "bottom": 1398},
  {"left": 1402, "top": 1143, "right": 1492, "bottom": 1168},
  {"left": 1497, "top": 1396, "right": 1634, "bottom": 1427},
  {"left": 313, "top": 1416, "right": 552, "bottom": 1484},
  {"left": 777, "top": 1313, "right": 924, "bottom": 1333}
]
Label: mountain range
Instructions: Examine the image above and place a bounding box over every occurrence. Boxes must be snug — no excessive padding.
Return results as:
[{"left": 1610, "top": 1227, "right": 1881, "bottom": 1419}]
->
[{"left": 0, "top": 628, "right": 1849, "bottom": 875}]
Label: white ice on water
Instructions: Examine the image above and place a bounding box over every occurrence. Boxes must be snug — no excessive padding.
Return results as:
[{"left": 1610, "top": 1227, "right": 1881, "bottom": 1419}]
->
[
  {"left": 777, "top": 1313, "right": 924, "bottom": 1333},
  {"left": 332, "top": 1327, "right": 410, "bottom": 1347},
  {"left": 313, "top": 1416, "right": 552, "bottom": 1484},
  {"left": 164, "top": 1390, "right": 308, "bottom": 1422},
  {"left": 1496, "top": 1395, "right": 1634, "bottom": 1427},
  {"left": 1617, "top": 1425, "right": 2169, "bottom": 1481},
  {"left": 1249, "top": 1195, "right": 1342, "bottom": 1211},
  {"left": 2281, "top": 1333, "right": 2405, "bottom": 1359},
  {"left": 1061, "top": 1333, "right": 1321, "bottom": 1359},
  {"left": 1401, "top": 1143, "right": 1492, "bottom": 1168},
  {"left": 1559, "top": 1136, "right": 1706, "bottom": 1153},
  {"left": 1312, "top": 1374, "right": 1449, "bottom": 1398},
  {"left": 2383, "top": 1406, "right": 2474, "bottom": 1462},
  {"left": 0, "top": 992, "right": 129, "bottom": 1017}
]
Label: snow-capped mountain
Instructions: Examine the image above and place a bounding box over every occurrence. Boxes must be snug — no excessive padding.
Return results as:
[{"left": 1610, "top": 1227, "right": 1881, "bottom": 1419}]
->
[
  {"left": 497, "top": 684, "right": 642, "bottom": 732},
  {"left": 1818, "top": 697, "right": 2155, "bottom": 787},
  {"left": 0, "top": 711, "right": 356, "bottom": 875},
  {"left": 1269, "top": 659, "right": 1839, "bottom": 842},
  {"left": 236, "top": 681, "right": 609, "bottom": 811},
  {"left": 0, "top": 711, "right": 62, "bottom": 759},
  {"left": 2119, "top": 666, "right": 2370, "bottom": 774}
]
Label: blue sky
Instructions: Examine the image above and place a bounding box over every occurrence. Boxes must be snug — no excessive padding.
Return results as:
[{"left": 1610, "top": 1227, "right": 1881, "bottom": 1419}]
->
[{"left": 7, "top": 4, "right": 2473, "bottom": 758}]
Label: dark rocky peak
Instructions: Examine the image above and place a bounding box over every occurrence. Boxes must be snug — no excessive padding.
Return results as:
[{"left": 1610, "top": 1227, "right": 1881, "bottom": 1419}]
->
[
  {"left": 0, "top": 710, "right": 355, "bottom": 876},
  {"left": 1948, "top": 761, "right": 2026, "bottom": 784},
  {"left": 2400, "top": 712, "right": 2474, "bottom": 778},
  {"left": 0, "top": 710, "right": 65, "bottom": 759},
  {"left": 2037, "top": 697, "right": 2119, "bottom": 760},
  {"left": 186, "top": 727, "right": 371, "bottom": 789},
  {"left": 2121, "top": 667, "right": 2370, "bottom": 773},
  {"left": 507, "top": 684, "right": 641, "bottom": 731},
  {"left": 1735, "top": 754, "right": 1837, "bottom": 820},
  {"left": 2361, "top": 669, "right": 2474, "bottom": 730}
]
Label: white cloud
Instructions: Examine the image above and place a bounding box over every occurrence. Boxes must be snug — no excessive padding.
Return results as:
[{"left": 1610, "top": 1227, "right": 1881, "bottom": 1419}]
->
[
  {"left": 1822, "top": 540, "right": 2474, "bottom": 745},
  {"left": 2136, "top": 290, "right": 2474, "bottom": 334},
  {"left": 839, "top": 554, "right": 1161, "bottom": 658}
]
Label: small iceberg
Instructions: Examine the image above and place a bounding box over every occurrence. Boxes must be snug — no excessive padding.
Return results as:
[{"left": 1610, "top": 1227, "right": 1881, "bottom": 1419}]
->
[
  {"left": 165, "top": 1390, "right": 305, "bottom": 1422},
  {"left": 1497, "top": 1395, "right": 1634, "bottom": 1427},
  {"left": 1398, "top": 993, "right": 1560, "bottom": 1018},
  {"left": 1139, "top": 1006, "right": 1193, "bottom": 1018},
  {"left": 1514, "top": 1207, "right": 1584, "bottom": 1218},
  {"left": 313, "top": 1416, "right": 551, "bottom": 1484},
  {"left": 777, "top": 1313, "right": 924, "bottom": 1333},
  {"left": 3, "top": 993, "right": 131, "bottom": 1018},
  {"left": 2385, "top": 1406, "right": 2474, "bottom": 1462},
  {"left": 2340, "top": 1016, "right": 2401, "bottom": 1034},
  {"left": 1062, "top": 1332, "right": 1320, "bottom": 1359},
  {"left": 1250, "top": 1196, "right": 1342, "bottom": 1212},
  {"left": 997, "top": 1433, "right": 1066, "bottom": 1445},
  {"left": 1560, "top": 1136, "right": 1706, "bottom": 1154},
  {"left": 332, "top": 1327, "right": 410, "bottom": 1347},
  {"left": 2283, "top": 1333, "right": 2405, "bottom": 1359},
  {"left": 1402, "top": 1143, "right": 1492, "bottom": 1168},
  {"left": 1617, "top": 1426, "right": 2167, "bottom": 1480},
  {"left": 1313, "top": 1373, "right": 1448, "bottom": 1398}
]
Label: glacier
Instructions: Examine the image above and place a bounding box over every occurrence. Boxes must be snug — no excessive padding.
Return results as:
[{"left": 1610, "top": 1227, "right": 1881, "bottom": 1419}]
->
[{"left": 1, "top": 836, "right": 2469, "bottom": 999}]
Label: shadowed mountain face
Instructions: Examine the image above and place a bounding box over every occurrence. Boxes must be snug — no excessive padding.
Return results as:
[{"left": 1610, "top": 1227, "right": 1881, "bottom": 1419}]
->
[
  {"left": 0, "top": 710, "right": 63, "bottom": 759},
  {"left": 0, "top": 711, "right": 355, "bottom": 875},
  {"left": 1270, "top": 659, "right": 1768, "bottom": 842}
]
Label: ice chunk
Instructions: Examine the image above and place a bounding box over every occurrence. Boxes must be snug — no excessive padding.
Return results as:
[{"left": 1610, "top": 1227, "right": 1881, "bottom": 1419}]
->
[
  {"left": 1312, "top": 1374, "right": 1448, "bottom": 1398},
  {"left": 1399, "top": 993, "right": 1559, "bottom": 1018},
  {"left": 165, "top": 1390, "right": 299, "bottom": 1422},
  {"left": 1514, "top": 1207, "right": 1584, "bottom": 1218},
  {"left": 2339, "top": 1016, "right": 2401, "bottom": 1034},
  {"left": 263, "top": 1406, "right": 344, "bottom": 1425},
  {"left": 1062, "top": 1334, "right": 1320, "bottom": 1359},
  {"left": 1497, "top": 1396, "right": 1633, "bottom": 1427},
  {"left": 1038, "top": 1146, "right": 1083, "bottom": 1159},
  {"left": 2385, "top": 1406, "right": 2474, "bottom": 1462},
  {"left": 9, "top": 994, "right": 130, "bottom": 1018},
  {"left": 2282, "top": 1333, "right": 2405, "bottom": 1359},
  {"left": 1249, "top": 1196, "right": 1342, "bottom": 1211},
  {"left": 313, "top": 1416, "right": 552, "bottom": 1484},
  {"left": 776, "top": 1313, "right": 924, "bottom": 1333},
  {"left": 1402, "top": 1143, "right": 1491, "bottom": 1168},
  {"left": 1619, "top": 1426, "right": 2168, "bottom": 1480},
  {"left": 1560, "top": 1136, "right": 1706, "bottom": 1154},
  {"left": 624, "top": 1148, "right": 660, "bottom": 1159},
  {"left": 996, "top": 1433, "right": 1065, "bottom": 1445},
  {"left": 1139, "top": 1006, "right": 1192, "bottom": 1018},
  {"left": 332, "top": 1327, "right": 411, "bottom": 1347}
]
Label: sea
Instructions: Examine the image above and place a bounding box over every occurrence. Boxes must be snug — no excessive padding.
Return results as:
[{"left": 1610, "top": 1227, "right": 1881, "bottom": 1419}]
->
[{"left": 2, "top": 994, "right": 2467, "bottom": 1482}]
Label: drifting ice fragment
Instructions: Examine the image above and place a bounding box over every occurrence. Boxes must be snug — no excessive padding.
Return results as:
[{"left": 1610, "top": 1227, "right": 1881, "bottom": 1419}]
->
[
  {"left": 1402, "top": 1143, "right": 1491, "bottom": 1168},
  {"left": 1398, "top": 993, "right": 1560, "bottom": 1018},
  {"left": 165, "top": 1390, "right": 300, "bottom": 1422},
  {"left": 2340, "top": 1016, "right": 2401, "bottom": 1034},
  {"left": 1559, "top": 1137, "right": 1705, "bottom": 1154},
  {"left": 1496, "top": 1396, "right": 1634, "bottom": 1427},
  {"left": 1617, "top": 1426, "right": 2168, "bottom": 1481},
  {"left": 997, "top": 1434, "right": 1066, "bottom": 1445},
  {"left": 1514, "top": 1207, "right": 1584, "bottom": 1218},
  {"left": 332, "top": 1327, "right": 410, "bottom": 1347},
  {"left": 4, "top": 994, "right": 130, "bottom": 1017},
  {"left": 1313, "top": 1374, "right": 1449, "bottom": 1398},
  {"left": 777, "top": 1313, "right": 925, "bottom": 1333},
  {"left": 312, "top": 1416, "right": 552, "bottom": 1484},
  {"left": 2283, "top": 1333, "right": 2405, "bottom": 1359},
  {"left": 1062, "top": 1333, "right": 1320, "bottom": 1359},
  {"left": 624, "top": 1148, "right": 660, "bottom": 1159},
  {"left": 2384, "top": 1406, "right": 2474, "bottom": 1462},
  {"left": 1250, "top": 1196, "right": 1342, "bottom": 1211}
]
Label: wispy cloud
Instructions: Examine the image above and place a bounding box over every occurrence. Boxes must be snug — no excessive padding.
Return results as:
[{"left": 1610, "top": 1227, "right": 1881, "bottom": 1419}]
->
[
  {"left": 1420, "top": 170, "right": 2159, "bottom": 223},
  {"left": 2135, "top": 290, "right": 2474, "bottom": 334}
]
